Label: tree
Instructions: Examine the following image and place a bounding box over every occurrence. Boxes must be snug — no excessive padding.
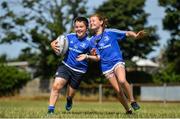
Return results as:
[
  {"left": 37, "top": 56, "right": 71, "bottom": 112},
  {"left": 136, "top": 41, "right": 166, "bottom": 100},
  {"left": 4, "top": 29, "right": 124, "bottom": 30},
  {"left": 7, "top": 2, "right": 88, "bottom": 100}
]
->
[
  {"left": 158, "top": 0, "right": 179, "bottom": 39},
  {"left": 95, "top": 0, "right": 159, "bottom": 60},
  {"left": 0, "top": 54, "right": 7, "bottom": 63},
  {"left": 158, "top": 0, "right": 180, "bottom": 63},
  {"left": 0, "top": 64, "right": 30, "bottom": 96},
  {"left": 154, "top": 0, "right": 180, "bottom": 83},
  {"left": 0, "top": 0, "right": 87, "bottom": 91}
]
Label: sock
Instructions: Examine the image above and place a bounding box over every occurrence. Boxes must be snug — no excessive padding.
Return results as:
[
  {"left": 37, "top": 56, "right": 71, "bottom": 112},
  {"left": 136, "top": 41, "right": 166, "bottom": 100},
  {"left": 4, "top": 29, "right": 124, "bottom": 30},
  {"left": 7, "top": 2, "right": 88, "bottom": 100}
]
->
[
  {"left": 67, "top": 96, "right": 72, "bottom": 102},
  {"left": 48, "top": 105, "right": 55, "bottom": 113}
]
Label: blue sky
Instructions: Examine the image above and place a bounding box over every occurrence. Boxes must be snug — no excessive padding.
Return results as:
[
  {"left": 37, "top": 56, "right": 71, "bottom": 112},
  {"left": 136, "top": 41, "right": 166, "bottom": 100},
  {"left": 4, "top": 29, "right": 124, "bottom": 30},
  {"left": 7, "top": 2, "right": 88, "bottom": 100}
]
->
[
  {"left": 144, "top": 0, "right": 170, "bottom": 58},
  {"left": 0, "top": 0, "right": 170, "bottom": 59}
]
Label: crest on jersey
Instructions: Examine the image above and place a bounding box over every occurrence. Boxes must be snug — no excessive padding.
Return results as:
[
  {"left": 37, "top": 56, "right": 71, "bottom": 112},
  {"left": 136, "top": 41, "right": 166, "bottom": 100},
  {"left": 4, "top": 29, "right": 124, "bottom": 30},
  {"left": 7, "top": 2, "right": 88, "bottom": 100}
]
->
[
  {"left": 104, "top": 36, "right": 110, "bottom": 42},
  {"left": 80, "top": 43, "right": 86, "bottom": 48},
  {"left": 70, "top": 40, "right": 73, "bottom": 44},
  {"left": 74, "top": 44, "right": 78, "bottom": 49},
  {"left": 99, "top": 43, "right": 104, "bottom": 47}
]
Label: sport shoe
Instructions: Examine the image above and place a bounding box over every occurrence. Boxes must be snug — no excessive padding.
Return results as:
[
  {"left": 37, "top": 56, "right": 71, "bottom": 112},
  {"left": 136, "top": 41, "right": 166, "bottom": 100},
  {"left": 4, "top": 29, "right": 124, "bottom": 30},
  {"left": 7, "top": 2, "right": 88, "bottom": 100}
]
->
[
  {"left": 47, "top": 105, "right": 55, "bottom": 114},
  {"left": 47, "top": 110, "right": 54, "bottom": 117},
  {"left": 126, "top": 108, "right": 133, "bottom": 114},
  {"left": 131, "top": 102, "right": 140, "bottom": 111},
  {"left": 65, "top": 96, "right": 72, "bottom": 111}
]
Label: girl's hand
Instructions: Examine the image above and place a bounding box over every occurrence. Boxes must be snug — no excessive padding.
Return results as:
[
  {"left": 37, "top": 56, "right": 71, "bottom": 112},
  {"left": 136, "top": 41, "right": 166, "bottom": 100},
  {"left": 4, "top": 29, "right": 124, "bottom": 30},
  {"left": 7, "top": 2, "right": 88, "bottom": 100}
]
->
[
  {"left": 136, "top": 30, "right": 146, "bottom": 39},
  {"left": 90, "top": 48, "right": 97, "bottom": 56}
]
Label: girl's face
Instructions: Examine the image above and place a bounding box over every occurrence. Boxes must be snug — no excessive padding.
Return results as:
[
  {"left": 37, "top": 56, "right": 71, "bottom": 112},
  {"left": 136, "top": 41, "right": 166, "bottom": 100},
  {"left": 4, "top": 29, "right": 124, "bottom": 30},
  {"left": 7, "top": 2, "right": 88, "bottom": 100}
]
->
[
  {"left": 74, "top": 21, "right": 87, "bottom": 38},
  {"left": 89, "top": 16, "right": 103, "bottom": 31}
]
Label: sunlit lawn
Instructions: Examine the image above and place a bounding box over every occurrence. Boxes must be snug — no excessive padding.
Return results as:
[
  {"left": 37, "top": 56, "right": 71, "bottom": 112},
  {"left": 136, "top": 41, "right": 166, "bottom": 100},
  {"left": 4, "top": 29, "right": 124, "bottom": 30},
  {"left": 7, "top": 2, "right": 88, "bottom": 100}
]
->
[{"left": 0, "top": 98, "right": 180, "bottom": 118}]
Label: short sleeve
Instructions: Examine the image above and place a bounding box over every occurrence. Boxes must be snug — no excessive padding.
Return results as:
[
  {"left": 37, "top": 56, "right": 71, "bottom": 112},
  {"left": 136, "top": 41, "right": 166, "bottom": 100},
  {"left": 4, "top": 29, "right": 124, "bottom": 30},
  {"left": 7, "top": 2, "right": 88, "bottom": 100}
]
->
[{"left": 106, "top": 28, "right": 127, "bottom": 41}]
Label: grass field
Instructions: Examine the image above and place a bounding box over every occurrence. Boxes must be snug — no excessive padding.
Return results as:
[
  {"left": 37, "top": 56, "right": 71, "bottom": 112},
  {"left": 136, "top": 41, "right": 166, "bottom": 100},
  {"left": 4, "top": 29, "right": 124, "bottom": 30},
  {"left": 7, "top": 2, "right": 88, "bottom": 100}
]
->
[{"left": 0, "top": 97, "right": 180, "bottom": 118}]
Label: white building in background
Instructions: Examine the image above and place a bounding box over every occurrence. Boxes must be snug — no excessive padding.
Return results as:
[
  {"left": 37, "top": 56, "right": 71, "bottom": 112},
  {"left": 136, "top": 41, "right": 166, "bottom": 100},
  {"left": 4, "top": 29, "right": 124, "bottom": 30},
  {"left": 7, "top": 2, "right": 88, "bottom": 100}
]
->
[
  {"left": 6, "top": 61, "right": 29, "bottom": 70},
  {"left": 132, "top": 56, "right": 159, "bottom": 74},
  {"left": 6, "top": 61, "right": 35, "bottom": 78}
]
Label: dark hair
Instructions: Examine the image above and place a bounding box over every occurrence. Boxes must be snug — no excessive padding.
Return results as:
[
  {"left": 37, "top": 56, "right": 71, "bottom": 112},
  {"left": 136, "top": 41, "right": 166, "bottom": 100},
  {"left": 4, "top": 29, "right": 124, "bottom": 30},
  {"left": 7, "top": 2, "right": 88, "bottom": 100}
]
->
[
  {"left": 73, "top": 17, "right": 89, "bottom": 28},
  {"left": 90, "top": 13, "right": 108, "bottom": 29}
]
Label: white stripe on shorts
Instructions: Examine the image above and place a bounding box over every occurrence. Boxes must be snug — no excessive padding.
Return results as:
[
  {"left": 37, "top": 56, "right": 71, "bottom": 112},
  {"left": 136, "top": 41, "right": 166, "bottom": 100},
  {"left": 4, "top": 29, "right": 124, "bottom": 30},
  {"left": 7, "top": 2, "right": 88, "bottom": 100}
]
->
[{"left": 103, "top": 62, "right": 125, "bottom": 74}]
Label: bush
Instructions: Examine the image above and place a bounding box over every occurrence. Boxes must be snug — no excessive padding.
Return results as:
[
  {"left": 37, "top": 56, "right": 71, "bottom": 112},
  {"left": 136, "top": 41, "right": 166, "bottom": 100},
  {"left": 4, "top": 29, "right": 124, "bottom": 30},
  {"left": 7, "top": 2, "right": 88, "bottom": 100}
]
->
[
  {"left": 0, "top": 64, "right": 30, "bottom": 96},
  {"left": 153, "top": 63, "right": 180, "bottom": 83}
]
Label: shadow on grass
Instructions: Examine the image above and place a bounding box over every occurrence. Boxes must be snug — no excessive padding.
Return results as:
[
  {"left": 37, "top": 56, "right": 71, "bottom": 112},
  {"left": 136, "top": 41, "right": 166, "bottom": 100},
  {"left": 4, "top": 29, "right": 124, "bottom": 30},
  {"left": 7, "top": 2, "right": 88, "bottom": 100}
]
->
[{"left": 61, "top": 111, "right": 135, "bottom": 115}]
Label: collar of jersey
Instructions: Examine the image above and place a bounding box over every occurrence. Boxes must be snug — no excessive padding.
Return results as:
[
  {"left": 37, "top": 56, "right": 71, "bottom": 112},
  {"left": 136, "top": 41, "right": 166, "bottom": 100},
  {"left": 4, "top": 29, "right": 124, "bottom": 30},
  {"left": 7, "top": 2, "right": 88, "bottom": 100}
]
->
[{"left": 76, "top": 33, "right": 88, "bottom": 41}]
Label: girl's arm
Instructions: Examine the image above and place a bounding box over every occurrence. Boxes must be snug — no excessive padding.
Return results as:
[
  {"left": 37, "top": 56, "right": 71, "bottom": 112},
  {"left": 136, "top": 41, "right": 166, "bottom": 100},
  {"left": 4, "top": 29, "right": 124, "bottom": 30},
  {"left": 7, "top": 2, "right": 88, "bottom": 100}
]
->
[
  {"left": 76, "top": 54, "right": 100, "bottom": 62},
  {"left": 126, "top": 30, "right": 146, "bottom": 39}
]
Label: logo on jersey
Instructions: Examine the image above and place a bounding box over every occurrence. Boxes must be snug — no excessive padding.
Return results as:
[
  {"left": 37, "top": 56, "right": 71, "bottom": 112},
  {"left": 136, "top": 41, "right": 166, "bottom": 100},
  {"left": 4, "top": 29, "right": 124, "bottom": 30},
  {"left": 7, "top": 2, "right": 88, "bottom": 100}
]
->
[
  {"left": 80, "top": 43, "right": 86, "bottom": 48},
  {"left": 99, "top": 43, "right": 105, "bottom": 47},
  {"left": 98, "top": 44, "right": 111, "bottom": 50},
  {"left": 74, "top": 44, "right": 78, "bottom": 49},
  {"left": 70, "top": 40, "right": 73, "bottom": 44},
  {"left": 69, "top": 44, "right": 82, "bottom": 53},
  {"left": 104, "top": 36, "right": 110, "bottom": 42}
]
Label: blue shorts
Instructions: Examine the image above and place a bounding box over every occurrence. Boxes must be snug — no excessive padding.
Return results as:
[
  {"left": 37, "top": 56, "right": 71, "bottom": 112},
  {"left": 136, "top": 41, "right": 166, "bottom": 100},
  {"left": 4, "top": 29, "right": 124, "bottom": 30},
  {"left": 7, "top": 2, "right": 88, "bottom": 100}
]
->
[{"left": 55, "top": 64, "right": 84, "bottom": 89}]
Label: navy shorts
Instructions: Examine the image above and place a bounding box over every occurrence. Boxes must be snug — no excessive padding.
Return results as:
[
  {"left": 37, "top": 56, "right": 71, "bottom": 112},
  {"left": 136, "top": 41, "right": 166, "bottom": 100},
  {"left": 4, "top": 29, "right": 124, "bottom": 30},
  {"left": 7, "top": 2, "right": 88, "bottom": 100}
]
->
[{"left": 55, "top": 64, "right": 84, "bottom": 89}]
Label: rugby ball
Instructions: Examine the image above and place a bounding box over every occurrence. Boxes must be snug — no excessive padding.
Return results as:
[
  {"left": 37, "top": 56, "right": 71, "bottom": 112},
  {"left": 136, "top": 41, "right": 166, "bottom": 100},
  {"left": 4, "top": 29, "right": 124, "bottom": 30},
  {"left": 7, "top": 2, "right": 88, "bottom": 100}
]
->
[{"left": 55, "top": 35, "right": 69, "bottom": 56}]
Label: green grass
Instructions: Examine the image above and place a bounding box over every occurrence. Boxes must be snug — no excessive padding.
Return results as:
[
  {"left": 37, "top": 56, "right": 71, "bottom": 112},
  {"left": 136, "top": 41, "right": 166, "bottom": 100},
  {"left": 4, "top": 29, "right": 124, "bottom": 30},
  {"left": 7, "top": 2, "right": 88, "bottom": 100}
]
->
[{"left": 0, "top": 98, "right": 180, "bottom": 118}]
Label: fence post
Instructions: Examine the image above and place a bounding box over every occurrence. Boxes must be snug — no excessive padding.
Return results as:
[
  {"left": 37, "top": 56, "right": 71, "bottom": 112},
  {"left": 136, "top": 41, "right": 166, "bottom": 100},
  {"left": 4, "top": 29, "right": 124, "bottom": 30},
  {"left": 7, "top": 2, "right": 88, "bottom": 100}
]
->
[
  {"left": 99, "top": 84, "right": 102, "bottom": 103},
  {"left": 163, "top": 83, "right": 167, "bottom": 104}
]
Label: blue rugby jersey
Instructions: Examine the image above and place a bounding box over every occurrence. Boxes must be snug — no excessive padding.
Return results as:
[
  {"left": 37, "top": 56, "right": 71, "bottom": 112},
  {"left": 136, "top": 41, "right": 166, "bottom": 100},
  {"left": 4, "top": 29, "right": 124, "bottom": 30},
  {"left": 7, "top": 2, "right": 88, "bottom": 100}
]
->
[
  {"left": 90, "top": 28, "right": 127, "bottom": 73},
  {"left": 62, "top": 33, "right": 94, "bottom": 73}
]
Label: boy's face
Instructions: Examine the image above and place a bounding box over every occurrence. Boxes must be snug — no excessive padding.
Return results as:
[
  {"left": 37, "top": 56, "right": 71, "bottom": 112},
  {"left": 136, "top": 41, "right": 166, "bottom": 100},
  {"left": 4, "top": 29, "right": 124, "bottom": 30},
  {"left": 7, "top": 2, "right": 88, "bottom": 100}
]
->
[{"left": 74, "top": 21, "right": 87, "bottom": 38}]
